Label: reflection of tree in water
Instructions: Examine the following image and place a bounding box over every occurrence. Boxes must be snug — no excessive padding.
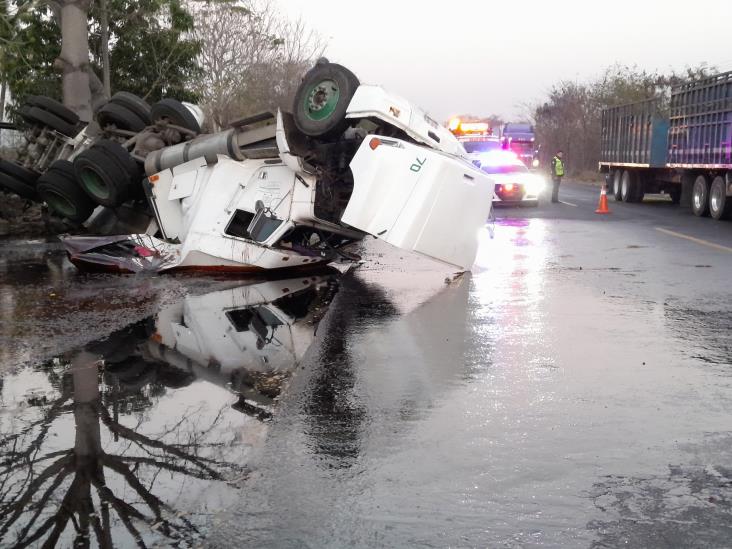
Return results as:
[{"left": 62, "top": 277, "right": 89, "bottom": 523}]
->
[
  {"left": 304, "top": 275, "right": 398, "bottom": 468},
  {"left": 1, "top": 276, "right": 340, "bottom": 546},
  {"left": 0, "top": 351, "right": 245, "bottom": 548}
]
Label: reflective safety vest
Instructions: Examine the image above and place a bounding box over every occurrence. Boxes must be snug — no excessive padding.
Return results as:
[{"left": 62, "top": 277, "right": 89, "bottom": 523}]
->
[{"left": 552, "top": 156, "right": 565, "bottom": 177}]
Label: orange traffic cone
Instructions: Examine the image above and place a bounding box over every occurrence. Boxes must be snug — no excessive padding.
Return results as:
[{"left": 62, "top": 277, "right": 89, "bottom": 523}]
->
[{"left": 595, "top": 184, "right": 611, "bottom": 214}]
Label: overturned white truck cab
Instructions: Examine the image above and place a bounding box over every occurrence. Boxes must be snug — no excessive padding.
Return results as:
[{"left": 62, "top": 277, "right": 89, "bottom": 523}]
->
[{"left": 62, "top": 61, "right": 495, "bottom": 273}]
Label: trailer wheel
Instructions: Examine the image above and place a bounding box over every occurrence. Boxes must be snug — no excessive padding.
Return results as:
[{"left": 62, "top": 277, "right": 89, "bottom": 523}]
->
[
  {"left": 74, "top": 145, "right": 136, "bottom": 207},
  {"left": 620, "top": 170, "right": 636, "bottom": 202},
  {"left": 293, "top": 62, "right": 360, "bottom": 138},
  {"left": 97, "top": 102, "right": 147, "bottom": 133},
  {"left": 26, "top": 95, "right": 80, "bottom": 126},
  {"left": 37, "top": 161, "right": 95, "bottom": 222},
  {"left": 26, "top": 106, "right": 78, "bottom": 137},
  {"left": 709, "top": 176, "right": 731, "bottom": 220},
  {"left": 151, "top": 98, "right": 201, "bottom": 134},
  {"left": 612, "top": 170, "right": 623, "bottom": 201},
  {"left": 632, "top": 173, "right": 645, "bottom": 203},
  {"left": 109, "top": 92, "right": 152, "bottom": 125},
  {"left": 0, "top": 159, "right": 40, "bottom": 185},
  {"left": 0, "top": 172, "right": 39, "bottom": 201},
  {"left": 691, "top": 175, "right": 710, "bottom": 217}
]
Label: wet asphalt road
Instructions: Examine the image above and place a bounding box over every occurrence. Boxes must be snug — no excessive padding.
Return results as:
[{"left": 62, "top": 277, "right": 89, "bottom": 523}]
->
[{"left": 1, "top": 182, "right": 731, "bottom": 547}]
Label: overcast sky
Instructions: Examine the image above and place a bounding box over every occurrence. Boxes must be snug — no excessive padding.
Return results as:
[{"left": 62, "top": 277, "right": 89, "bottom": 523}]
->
[{"left": 277, "top": 0, "right": 732, "bottom": 123}]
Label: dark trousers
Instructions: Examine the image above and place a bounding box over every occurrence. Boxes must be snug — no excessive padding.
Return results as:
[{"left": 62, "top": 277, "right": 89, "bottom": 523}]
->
[{"left": 552, "top": 176, "right": 562, "bottom": 202}]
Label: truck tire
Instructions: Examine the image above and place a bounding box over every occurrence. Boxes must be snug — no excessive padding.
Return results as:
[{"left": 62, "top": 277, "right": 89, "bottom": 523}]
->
[
  {"left": 709, "top": 176, "right": 731, "bottom": 220},
  {"left": 18, "top": 105, "right": 40, "bottom": 126},
  {"left": 691, "top": 175, "right": 710, "bottom": 217},
  {"left": 0, "top": 159, "right": 39, "bottom": 185},
  {"left": 151, "top": 98, "right": 201, "bottom": 134},
  {"left": 632, "top": 173, "right": 645, "bottom": 203},
  {"left": 95, "top": 139, "right": 144, "bottom": 199},
  {"left": 37, "top": 161, "right": 95, "bottom": 222},
  {"left": 293, "top": 62, "right": 360, "bottom": 138},
  {"left": 26, "top": 95, "right": 80, "bottom": 126},
  {"left": 74, "top": 144, "right": 136, "bottom": 207},
  {"left": 109, "top": 92, "right": 152, "bottom": 125},
  {"left": 0, "top": 172, "right": 39, "bottom": 201},
  {"left": 612, "top": 170, "right": 623, "bottom": 201},
  {"left": 26, "top": 106, "right": 78, "bottom": 137},
  {"left": 97, "top": 102, "right": 147, "bottom": 133},
  {"left": 620, "top": 170, "right": 636, "bottom": 202}
]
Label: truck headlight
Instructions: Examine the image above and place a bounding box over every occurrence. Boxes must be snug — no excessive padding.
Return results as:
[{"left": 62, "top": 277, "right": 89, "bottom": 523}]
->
[{"left": 531, "top": 158, "right": 540, "bottom": 168}]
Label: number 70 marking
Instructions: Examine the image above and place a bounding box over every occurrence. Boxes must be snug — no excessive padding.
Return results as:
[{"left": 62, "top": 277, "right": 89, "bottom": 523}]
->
[{"left": 410, "top": 157, "right": 426, "bottom": 173}]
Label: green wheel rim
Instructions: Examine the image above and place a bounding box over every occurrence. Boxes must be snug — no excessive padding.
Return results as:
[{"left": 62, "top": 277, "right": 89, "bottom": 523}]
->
[
  {"left": 80, "top": 169, "right": 110, "bottom": 201},
  {"left": 45, "top": 190, "right": 77, "bottom": 218},
  {"left": 302, "top": 79, "right": 340, "bottom": 122}
]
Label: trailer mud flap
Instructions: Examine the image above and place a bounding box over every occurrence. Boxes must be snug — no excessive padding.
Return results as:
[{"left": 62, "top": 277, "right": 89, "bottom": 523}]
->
[{"left": 342, "top": 137, "right": 495, "bottom": 270}]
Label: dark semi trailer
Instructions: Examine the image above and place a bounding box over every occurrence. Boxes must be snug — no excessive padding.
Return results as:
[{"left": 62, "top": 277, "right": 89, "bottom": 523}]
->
[{"left": 599, "top": 70, "right": 732, "bottom": 220}]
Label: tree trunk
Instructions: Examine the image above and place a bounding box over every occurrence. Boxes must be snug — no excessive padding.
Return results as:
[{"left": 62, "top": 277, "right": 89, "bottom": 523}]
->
[
  {"left": 56, "top": 0, "right": 93, "bottom": 122},
  {"left": 99, "top": 0, "right": 111, "bottom": 99},
  {"left": 87, "top": 66, "right": 109, "bottom": 111},
  {"left": 0, "top": 77, "right": 6, "bottom": 122}
]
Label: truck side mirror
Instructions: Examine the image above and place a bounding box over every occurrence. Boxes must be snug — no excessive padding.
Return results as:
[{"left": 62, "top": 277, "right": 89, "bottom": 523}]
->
[{"left": 247, "top": 200, "right": 283, "bottom": 243}]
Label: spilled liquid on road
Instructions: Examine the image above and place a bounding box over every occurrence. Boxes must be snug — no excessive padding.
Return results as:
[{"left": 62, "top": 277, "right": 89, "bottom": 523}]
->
[
  {"left": 0, "top": 272, "right": 340, "bottom": 547},
  {"left": 1, "top": 215, "right": 732, "bottom": 548}
]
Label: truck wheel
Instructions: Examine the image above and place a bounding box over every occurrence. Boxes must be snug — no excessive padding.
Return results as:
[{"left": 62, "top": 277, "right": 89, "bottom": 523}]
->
[
  {"left": 612, "top": 170, "right": 623, "bottom": 201},
  {"left": 0, "top": 172, "right": 39, "bottom": 201},
  {"left": 97, "top": 102, "right": 147, "bottom": 133},
  {"left": 0, "top": 159, "right": 39, "bottom": 185},
  {"left": 96, "top": 139, "right": 143, "bottom": 199},
  {"left": 109, "top": 92, "right": 152, "bottom": 125},
  {"left": 620, "top": 170, "right": 635, "bottom": 202},
  {"left": 632, "top": 173, "right": 645, "bottom": 203},
  {"left": 37, "top": 161, "right": 95, "bottom": 222},
  {"left": 18, "top": 105, "right": 40, "bottom": 126},
  {"left": 26, "top": 95, "right": 80, "bottom": 126},
  {"left": 709, "top": 176, "right": 731, "bottom": 220},
  {"left": 74, "top": 144, "right": 136, "bottom": 207},
  {"left": 26, "top": 106, "right": 78, "bottom": 137},
  {"left": 293, "top": 62, "right": 360, "bottom": 138},
  {"left": 151, "top": 98, "right": 201, "bottom": 134},
  {"left": 691, "top": 175, "right": 710, "bottom": 217}
]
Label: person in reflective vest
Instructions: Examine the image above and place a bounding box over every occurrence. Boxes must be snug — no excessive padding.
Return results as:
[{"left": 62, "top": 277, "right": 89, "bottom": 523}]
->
[{"left": 550, "top": 150, "right": 565, "bottom": 203}]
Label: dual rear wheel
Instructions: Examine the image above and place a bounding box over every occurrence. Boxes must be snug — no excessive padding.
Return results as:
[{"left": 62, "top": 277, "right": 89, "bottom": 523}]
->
[
  {"left": 694, "top": 175, "right": 732, "bottom": 220},
  {"left": 613, "top": 170, "right": 644, "bottom": 203}
]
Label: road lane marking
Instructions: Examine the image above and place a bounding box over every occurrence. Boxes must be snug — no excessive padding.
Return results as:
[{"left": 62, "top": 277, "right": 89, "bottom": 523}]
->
[
  {"left": 655, "top": 227, "right": 732, "bottom": 253},
  {"left": 559, "top": 200, "right": 578, "bottom": 207}
]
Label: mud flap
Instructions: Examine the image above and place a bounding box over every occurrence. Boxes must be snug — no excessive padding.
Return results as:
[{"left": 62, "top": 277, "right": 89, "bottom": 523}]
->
[{"left": 342, "top": 137, "right": 495, "bottom": 270}]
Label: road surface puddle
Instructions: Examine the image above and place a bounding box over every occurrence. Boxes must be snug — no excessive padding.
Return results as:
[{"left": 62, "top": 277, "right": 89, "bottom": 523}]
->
[{"left": 0, "top": 273, "right": 339, "bottom": 547}]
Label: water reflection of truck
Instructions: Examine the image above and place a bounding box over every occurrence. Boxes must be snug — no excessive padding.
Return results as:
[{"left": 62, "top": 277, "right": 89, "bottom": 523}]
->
[
  {"left": 599, "top": 71, "right": 732, "bottom": 220},
  {"left": 500, "top": 123, "right": 540, "bottom": 169}
]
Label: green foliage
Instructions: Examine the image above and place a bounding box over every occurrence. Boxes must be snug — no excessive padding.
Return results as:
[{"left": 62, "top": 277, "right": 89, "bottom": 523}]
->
[
  {"left": 89, "top": 0, "right": 202, "bottom": 102},
  {"left": 1, "top": 2, "right": 63, "bottom": 108},
  {"left": 1, "top": 0, "right": 201, "bottom": 112}
]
